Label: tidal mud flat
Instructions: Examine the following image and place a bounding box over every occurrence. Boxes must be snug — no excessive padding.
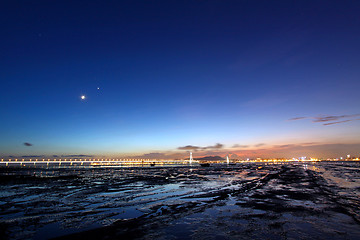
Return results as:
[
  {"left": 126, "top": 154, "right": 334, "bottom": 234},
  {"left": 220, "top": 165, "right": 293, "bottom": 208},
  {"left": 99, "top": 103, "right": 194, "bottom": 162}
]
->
[{"left": 1, "top": 162, "right": 360, "bottom": 239}]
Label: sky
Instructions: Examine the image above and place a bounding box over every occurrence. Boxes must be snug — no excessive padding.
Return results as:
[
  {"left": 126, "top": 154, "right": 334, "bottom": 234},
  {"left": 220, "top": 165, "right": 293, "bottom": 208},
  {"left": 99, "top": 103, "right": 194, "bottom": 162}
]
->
[{"left": 1, "top": 0, "right": 360, "bottom": 159}]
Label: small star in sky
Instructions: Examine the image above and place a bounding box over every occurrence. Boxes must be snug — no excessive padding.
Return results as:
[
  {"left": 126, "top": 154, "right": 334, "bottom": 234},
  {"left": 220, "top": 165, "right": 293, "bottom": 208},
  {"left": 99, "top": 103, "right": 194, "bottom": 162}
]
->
[{"left": 80, "top": 95, "right": 86, "bottom": 100}]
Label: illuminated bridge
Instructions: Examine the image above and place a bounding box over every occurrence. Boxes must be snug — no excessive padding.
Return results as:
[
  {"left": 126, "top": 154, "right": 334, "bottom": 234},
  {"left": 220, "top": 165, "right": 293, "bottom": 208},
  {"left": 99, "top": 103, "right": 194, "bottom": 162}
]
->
[
  {"left": 0, "top": 156, "right": 331, "bottom": 168},
  {"left": 0, "top": 158, "right": 190, "bottom": 168}
]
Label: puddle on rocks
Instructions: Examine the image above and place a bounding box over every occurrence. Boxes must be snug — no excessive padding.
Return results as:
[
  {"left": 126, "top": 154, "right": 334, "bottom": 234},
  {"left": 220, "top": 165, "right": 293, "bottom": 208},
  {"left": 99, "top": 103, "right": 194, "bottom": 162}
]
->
[{"left": 1, "top": 162, "right": 360, "bottom": 239}]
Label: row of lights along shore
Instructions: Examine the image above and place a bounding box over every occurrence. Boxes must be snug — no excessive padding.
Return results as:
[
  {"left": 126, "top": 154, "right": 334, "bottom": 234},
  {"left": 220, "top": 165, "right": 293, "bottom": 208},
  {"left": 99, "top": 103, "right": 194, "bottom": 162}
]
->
[
  {"left": 1, "top": 158, "right": 156, "bottom": 161},
  {"left": 1, "top": 156, "right": 359, "bottom": 162}
]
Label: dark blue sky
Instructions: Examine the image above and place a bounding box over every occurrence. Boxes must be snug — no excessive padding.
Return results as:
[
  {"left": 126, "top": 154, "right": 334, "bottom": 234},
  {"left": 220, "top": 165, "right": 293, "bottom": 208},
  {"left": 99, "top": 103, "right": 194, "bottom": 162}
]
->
[{"left": 1, "top": 0, "right": 360, "bottom": 158}]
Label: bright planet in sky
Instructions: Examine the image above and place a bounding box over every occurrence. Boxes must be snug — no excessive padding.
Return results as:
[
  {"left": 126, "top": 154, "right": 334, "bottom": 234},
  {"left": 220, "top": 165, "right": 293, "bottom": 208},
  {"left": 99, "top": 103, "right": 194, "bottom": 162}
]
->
[{"left": 80, "top": 95, "right": 86, "bottom": 100}]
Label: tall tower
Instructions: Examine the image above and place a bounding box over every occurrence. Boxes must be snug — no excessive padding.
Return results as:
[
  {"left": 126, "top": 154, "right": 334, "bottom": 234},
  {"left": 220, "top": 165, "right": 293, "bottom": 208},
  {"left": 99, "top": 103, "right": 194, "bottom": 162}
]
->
[
  {"left": 226, "top": 155, "right": 229, "bottom": 165},
  {"left": 189, "top": 152, "right": 193, "bottom": 165}
]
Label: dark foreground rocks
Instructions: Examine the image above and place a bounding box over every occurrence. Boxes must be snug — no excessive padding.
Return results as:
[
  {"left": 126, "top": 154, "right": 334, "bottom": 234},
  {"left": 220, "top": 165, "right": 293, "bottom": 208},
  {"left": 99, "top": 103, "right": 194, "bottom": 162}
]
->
[
  {"left": 55, "top": 164, "right": 360, "bottom": 240},
  {"left": 1, "top": 163, "right": 360, "bottom": 239}
]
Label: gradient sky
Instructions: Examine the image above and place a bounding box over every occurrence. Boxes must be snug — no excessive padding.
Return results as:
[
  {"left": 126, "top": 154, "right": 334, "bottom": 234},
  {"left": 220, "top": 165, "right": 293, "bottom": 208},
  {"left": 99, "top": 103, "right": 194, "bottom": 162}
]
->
[{"left": 1, "top": 0, "right": 360, "bottom": 159}]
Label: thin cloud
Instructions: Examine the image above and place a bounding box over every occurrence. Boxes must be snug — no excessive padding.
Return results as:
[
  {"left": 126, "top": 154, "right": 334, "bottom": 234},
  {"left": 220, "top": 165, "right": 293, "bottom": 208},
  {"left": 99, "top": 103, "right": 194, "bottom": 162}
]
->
[
  {"left": 313, "top": 114, "right": 360, "bottom": 125},
  {"left": 232, "top": 144, "right": 249, "bottom": 148},
  {"left": 178, "top": 143, "right": 224, "bottom": 151},
  {"left": 254, "top": 143, "right": 266, "bottom": 147},
  {"left": 313, "top": 115, "right": 346, "bottom": 123},
  {"left": 313, "top": 114, "right": 360, "bottom": 122},
  {"left": 24, "top": 142, "right": 33, "bottom": 146},
  {"left": 289, "top": 114, "right": 360, "bottom": 126},
  {"left": 177, "top": 145, "right": 201, "bottom": 151},
  {"left": 278, "top": 144, "right": 296, "bottom": 148},
  {"left": 203, "top": 143, "right": 223, "bottom": 149},
  {"left": 323, "top": 119, "right": 360, "bottom": 126},
  {"left": 302, "top": 142, "right": 317, "bottom": 146},
  {"left": 288, "top": 117, "right": 307, "bottom": 121}
]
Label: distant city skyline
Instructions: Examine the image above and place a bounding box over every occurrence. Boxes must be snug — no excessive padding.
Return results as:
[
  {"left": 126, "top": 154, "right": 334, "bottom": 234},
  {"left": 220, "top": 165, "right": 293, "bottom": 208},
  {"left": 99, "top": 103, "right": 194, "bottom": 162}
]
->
[{"left": 1, "top": 1, "right": 359, "bottom": 159}]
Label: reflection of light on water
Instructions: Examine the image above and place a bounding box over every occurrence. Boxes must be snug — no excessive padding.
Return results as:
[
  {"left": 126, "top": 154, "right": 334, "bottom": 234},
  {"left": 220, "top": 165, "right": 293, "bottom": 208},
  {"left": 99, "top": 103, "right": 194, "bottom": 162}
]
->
[
  {"left": 303, "top": 164, "right": 308, "bottom": 170},
  {"left": 310, "top": 165, "right": 321, "bottom": 172},
  {"left": 323, "top": 171, "right": 360, "bottom": 189}
]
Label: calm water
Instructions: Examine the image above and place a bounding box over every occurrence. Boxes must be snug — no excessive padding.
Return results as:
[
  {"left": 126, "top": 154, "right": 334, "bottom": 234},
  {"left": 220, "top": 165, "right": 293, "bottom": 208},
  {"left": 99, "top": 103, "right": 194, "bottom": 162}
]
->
[{"left": 0, "top": 162, "right": 360, "bottom": 239}]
